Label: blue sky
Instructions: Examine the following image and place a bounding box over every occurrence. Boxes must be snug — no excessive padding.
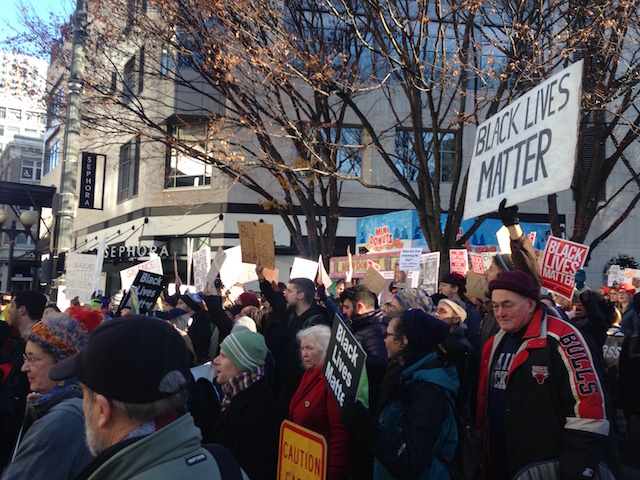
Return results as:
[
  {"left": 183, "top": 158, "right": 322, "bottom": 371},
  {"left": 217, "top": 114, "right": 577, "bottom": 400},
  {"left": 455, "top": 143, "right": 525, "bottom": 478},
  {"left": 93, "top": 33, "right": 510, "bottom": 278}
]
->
[{"left": 1, "top": 0, "right": 71, "bottom": 56}]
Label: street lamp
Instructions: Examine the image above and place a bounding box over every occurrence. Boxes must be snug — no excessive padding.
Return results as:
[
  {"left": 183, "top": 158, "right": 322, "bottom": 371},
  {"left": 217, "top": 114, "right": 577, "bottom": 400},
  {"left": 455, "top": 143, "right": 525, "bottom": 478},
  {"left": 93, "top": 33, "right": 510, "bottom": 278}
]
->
[{"left": 0, "top": 210, "right": 39, "bottom": 292}]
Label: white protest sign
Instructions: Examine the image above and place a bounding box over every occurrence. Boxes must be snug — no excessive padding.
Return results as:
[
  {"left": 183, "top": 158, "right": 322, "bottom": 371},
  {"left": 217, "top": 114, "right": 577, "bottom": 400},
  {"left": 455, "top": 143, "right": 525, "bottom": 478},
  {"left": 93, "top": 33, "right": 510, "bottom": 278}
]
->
[
  {"left": 464, "top": 61, "right": 583, "bottom": 219},
  {"left": 419, "top": 252, "right": 440, "bottom": 295},
  {"left": 399, "top": 248, "right": 423, "bottom": 271},
  {"left": 496, "top": 226, "right": 512, "bottom": 254},
  {"left": 206, "top": 247, "right": 227, "bottom": 287},
  {"left": 219, "top": 245, "right": 258, "bottom": 287},
  {"left": 192, "top": 247, "right": 211, "bottom": 293},
  {"left": 120, "top": 256, "right": 164, "bottom": 291},
  {"left": 290, "top": 257, "right": 319, "bottom": 282},
  {"left": 65, "top": 253, "right": 98, "bottom": 304},
  {"left": 93, "top": 234, "right": 107, "bottom": 296},
  {"left": 318, "top": 255, "right": 332, "bottom": 289}
]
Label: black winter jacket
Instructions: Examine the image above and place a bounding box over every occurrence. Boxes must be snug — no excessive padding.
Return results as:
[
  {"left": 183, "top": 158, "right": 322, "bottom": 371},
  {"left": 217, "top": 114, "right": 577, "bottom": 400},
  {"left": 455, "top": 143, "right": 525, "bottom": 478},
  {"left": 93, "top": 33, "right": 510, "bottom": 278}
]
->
[{"left": 350, "top": 308, "right": 387, "bottom": 408}]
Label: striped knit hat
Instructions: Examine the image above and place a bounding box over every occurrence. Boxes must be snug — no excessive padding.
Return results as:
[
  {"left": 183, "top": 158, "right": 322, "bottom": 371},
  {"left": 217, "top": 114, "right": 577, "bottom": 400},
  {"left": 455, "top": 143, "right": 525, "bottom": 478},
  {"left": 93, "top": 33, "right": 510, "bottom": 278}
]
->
[
  {"left": 219, "top": 330, "right": 267, "bottom": 371},
  {"left": 28, "top": 306, "right": 103, "bottom": 360}
]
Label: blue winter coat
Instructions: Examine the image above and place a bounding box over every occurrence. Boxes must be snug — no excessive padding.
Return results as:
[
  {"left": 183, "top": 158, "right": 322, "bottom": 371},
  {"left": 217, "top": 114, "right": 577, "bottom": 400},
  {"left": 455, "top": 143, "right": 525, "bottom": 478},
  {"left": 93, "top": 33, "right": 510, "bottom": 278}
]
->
[{"left": 372, "top": 353, "right": 459, "bottom": 480}]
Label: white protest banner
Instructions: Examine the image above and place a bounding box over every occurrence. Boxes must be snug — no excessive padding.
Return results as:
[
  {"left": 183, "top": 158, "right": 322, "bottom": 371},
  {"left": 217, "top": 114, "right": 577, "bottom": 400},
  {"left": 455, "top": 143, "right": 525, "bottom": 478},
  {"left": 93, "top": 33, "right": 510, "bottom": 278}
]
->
[
  {"left": 318, "top": 255, "right": 332, "bottom": 289},
  {"left": 120, "top": 256, "right": 164, "bottom": 292},
  {"left": 419, "top": 252, "right": 440, "bottom": 295},
  {"left": 449, "top": 249, "right": 469, "bottom": 276},
  {"left": 219, "top": 245, "right": 258, "bottom": 287},
  {"left": 481, "top": 252, "right": 498, "bottom": 271},
  {"left": 399, "top": 248, "right": 423, "bottom": 271},
  {"left": 464, "top": 61, "right": 584, "bottom": 219},
  {"left": 192, "top": 247, "right": 211, "bottom": 293},
  {"left": 206, "top": 247, "right": 227, "bottom": 287},
  {"left": 323, "top": 314, "right": 367, "bottom": 408},
  {"left": 65, "top": 253, "right": 98, "bottom": 304},
  {"left": 496, "top": 226, "right": 512, "bottom": 254},
  {"left": 290, "top": 257, "right": 319, "bottom": 282},
  {"left": 541, "top": 236, "right": 589, "bottom": 299},
  {"left": 470, "top": 253, "right": 485, "bottom": 274}
]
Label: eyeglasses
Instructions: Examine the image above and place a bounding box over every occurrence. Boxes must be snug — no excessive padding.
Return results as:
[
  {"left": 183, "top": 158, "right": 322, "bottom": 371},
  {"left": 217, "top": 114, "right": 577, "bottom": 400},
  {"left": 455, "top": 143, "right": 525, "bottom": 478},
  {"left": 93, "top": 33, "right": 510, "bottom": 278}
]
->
[
  {"left": 490, "top": 299, "right": 525, "bottom": 313},
  {"left": 383, "top": 329, "right": 399, "bottom": 340},
  {"left": 23, "top": 353, "right": 47, "bottom": 365}
]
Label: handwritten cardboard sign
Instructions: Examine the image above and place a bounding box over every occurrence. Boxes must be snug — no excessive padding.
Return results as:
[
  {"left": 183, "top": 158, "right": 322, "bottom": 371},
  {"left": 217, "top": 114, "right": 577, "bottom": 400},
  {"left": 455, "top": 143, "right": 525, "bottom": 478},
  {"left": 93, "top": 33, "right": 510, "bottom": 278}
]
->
[
  {"left": 277, "top": 420, "right": 327, "bottom": 480},
  {"left": 466, "top": 271, "right": 489, "bottom": 301},
  {"left": 238, "top": 221, "right": 275, "bottom": 269},
  {"left": 65, "top": 253, "right": 99, "bottom": 304},
  {"left": 360, "top": 266, "right": 387, "bottom": 296},
  {"left": 323, "top": 314, "right": 367, "bottom": 408},
  {"left": 449, "top": 249, "right": 469, "bottom": 276},
  {"left": 464, "top": 61, "right": 583, "bottom": 219},
  {"left": 541, "top": 236, "right": 589, "bottom": 299}
]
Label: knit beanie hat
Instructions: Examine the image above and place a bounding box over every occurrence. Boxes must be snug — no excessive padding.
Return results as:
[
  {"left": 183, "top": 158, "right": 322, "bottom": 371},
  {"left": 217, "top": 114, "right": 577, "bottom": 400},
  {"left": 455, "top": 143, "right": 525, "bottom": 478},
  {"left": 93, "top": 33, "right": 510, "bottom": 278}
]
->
[
  {"left": 28, "top": 306, "right": 103, "bottom": 360},
  {"left": 489, "top": 271, "right": 540, "bottom": 301},
  {"left": 403, "top": 309, "right": 450, "bottom": 355},
  {"left": 232, "top": 316, "right": 257, "bottom": 333},
  {"left": 219, "top": 330, "right": 267, "bottom": 371},
  {"left": 494, "top": 253, "right": 514, "bottom": 272},
  {"left": 180, "top": 293, "right": 202, "bottom": 312},
  {"left": 441, "top": 273, "right": 467, "bottom": 294},
  {"left": 394, "top": 288, "right": 434, "bottom": 313},
  {"left": 239, "top": 292, "right": 260, "bottom": 308},
  {"left": 438, "top": 298, "right": 467, "bottom": 322}
]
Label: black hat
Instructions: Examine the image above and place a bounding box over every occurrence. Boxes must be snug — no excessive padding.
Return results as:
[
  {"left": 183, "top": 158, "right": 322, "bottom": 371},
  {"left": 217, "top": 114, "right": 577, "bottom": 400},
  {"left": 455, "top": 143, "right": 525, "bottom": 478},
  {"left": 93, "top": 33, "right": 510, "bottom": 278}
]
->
[
  {"left": 403, "top": 309, "right": 450, "bottom": 355},
  {"left": 441, "top": 273, "right": 466, "bottom": 293},
  {"left": 49, "top": 316, "right": 191, "bottom": 403},
  {"left": 180, "top": 293, "right": 202, "bottom": 312}
]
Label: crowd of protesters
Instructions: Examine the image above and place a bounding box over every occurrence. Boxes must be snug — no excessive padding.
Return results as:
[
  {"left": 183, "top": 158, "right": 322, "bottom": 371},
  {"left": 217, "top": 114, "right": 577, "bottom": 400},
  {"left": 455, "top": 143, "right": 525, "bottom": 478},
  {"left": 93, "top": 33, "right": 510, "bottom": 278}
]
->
[{"left": 0, "top": 200, "right": 638, "bottom": 479}]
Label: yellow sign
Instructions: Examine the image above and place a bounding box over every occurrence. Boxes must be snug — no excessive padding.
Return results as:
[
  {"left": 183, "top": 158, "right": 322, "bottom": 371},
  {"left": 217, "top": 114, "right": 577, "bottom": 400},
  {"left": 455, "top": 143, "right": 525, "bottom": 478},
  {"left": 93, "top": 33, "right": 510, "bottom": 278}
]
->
[{"left": 277, "top": 420, "right": 327, "bottom": 480}]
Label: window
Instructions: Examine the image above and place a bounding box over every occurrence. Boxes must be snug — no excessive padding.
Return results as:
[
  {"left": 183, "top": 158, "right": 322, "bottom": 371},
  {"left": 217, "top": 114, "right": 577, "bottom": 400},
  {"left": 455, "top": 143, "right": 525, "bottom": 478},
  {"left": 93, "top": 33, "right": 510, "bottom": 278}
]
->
[
  {"left": 118, "top": 137, "right": 140, "bottom": 201},
  {"left": 52, "top": 87, "right": 64, "bottom": 117},
  {"left": 8, "top": 109, "right": 21, "bottom": 121},
  {"left": 46, "top": 139, "right": 60, "bottom": 172},
  {"left": 138, "top": 47, "right": 145, "bottom": 93},
  {"left": 21, "top": 160, "right": 42, "bottom": 181},
  {"left": 395, "top": 130, "right": 456, "bottom": 182},
  {"left": 165, "top": 124, "right": 212, "bottom": 188},
  {"left": 0, "top": 125, "right": 3, "bottom": 136},
  {"left": 123, "top": 57, "right": 136, "bottom": 103},
  {"left": 0, "top": 107, "right": 5, "bottom": 119},
  {"left": 125, "top": 0, "right": 147, "bottom": 31},
  {"left": 332, "top": 127, "right": 363, "bottom": 176},
  {"left": 160, "top": 45, "right": 174, "bottom": 76}
]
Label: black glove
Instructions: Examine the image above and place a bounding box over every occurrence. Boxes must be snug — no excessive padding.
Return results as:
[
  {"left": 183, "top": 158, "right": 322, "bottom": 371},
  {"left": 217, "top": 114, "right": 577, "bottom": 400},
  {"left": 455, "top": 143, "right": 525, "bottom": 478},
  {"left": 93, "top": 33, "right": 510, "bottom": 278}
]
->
[
  {"left": 316, "top": 284, "right": 328, "bottom": 303},
  {"left": 341, "top": 395, "right": 376, "bottom": 438},
  {"left": 499, "top": 199, "right": 519, "bottom": 227}
]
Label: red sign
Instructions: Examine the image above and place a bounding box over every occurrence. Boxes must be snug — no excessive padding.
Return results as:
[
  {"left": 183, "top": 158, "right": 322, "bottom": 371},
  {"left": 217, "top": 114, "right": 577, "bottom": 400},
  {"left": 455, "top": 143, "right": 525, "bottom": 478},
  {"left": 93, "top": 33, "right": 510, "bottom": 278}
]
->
[
  {"left": 469, "top": 253, "right": 485, "bottom": 274},
  {"left": 541, "top": 236, "right": 589, "bottom": 299},
  {"left": 449, "top": 249, "right": 469, "bottom": 276}
]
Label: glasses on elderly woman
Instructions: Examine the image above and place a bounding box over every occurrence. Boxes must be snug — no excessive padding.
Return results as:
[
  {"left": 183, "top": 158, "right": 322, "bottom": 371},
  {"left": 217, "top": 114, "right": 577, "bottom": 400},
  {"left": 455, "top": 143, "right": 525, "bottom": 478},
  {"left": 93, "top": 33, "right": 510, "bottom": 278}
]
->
[{"left": 22, "top": 353, "right": 47, "bottom": 365}]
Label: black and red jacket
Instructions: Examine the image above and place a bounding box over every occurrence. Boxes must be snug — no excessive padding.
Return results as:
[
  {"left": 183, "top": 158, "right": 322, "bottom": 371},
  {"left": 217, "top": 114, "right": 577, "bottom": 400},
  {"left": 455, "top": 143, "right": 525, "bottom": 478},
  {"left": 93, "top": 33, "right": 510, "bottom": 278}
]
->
[{"left": 476, "top": 306, "right": 614, "bottom": 479}]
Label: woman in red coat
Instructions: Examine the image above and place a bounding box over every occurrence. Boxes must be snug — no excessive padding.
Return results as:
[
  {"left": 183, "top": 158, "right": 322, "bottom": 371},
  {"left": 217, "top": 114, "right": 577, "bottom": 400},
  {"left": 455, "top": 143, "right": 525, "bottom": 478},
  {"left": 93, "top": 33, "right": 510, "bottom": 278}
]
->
[{"left": 289, "top": 325, "right": 351, "bottom": 480}]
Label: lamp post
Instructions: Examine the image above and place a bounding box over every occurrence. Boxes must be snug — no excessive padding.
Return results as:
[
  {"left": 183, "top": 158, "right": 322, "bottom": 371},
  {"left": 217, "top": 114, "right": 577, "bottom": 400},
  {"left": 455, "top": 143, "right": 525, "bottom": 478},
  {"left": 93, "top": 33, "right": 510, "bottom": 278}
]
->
[{"left": 0, "top": 210, "right": 39, "bottom": 292}]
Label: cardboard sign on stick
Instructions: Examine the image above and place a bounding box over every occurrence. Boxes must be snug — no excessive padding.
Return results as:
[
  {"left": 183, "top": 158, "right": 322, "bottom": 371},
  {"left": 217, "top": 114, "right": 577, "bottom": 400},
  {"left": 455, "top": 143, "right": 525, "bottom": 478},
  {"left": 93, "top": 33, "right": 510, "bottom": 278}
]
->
[
  {"left": 541, "top": 236, "right": 589, "bottom": 300},
  {"left": 464, "top": 61, "right": 584, "bottom": 219},
  {"left": 65, "top": 253, "right": 99, "bottom": 304},
  {"left": 360, "top": 266, "right": 387, "bottom": 296},
  {"left": 323, "top": 314, "right": 367, "bottom": 408},
  {"left": 192, "top": 247, "right": 211, "bottom": 293},
  {"left": 238, "top": 221, "right": 276, "bottom": 269}
]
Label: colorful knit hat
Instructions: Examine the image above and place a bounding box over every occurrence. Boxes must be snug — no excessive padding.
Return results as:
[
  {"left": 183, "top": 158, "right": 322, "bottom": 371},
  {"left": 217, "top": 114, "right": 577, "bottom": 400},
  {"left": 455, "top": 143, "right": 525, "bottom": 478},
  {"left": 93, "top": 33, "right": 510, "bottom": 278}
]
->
[
  {"left": 28, "top": 306, "right": 103, "bottom": 360},
  {"left": 394, "top": 288, "right": 434, "bottom": 313},
  {"left": 219, "top": 330, "right": 267, "bottom": 371}
]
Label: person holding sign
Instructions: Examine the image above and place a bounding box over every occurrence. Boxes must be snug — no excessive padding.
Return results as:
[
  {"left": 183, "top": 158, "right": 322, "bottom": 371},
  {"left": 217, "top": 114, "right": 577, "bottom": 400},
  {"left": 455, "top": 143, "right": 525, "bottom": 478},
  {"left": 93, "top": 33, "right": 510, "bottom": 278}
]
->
[
  {"left": 342, "top": 309, "right": 459, "bottom": 479},
  {"left": 289, "top": 325, "right": 351, "bottom": 480},
  {"left": 477, "top": 271, "right": 618, "bottom": 480}
]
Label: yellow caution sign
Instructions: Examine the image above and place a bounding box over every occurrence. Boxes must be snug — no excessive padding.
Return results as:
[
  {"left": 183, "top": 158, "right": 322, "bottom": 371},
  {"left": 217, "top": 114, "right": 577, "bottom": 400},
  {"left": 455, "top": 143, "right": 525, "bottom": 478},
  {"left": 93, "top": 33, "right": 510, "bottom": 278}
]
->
[{"left": 277, "top": 420, "right": 327, "bottom": 480}]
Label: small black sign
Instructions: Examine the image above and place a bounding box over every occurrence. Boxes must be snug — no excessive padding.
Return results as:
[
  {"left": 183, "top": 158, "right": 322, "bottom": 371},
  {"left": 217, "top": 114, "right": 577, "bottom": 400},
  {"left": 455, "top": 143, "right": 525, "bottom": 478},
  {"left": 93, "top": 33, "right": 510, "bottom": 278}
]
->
[
  {"left": 323, "top": 314, "right": 367, "bottom": 408},
  {"left": 128, "top": 270, "right": 166, "bottom": 314}
]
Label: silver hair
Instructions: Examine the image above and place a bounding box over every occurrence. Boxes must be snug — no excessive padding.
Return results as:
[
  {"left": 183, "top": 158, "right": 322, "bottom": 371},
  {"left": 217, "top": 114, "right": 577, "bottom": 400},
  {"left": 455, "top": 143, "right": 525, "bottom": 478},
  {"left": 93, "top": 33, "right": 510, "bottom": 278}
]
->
[
  {"left": 110, "top": 389, "right": 188, "bottom": 424},
  {"left": 297, "top": 324, "right": 332, "bottom": 364}
]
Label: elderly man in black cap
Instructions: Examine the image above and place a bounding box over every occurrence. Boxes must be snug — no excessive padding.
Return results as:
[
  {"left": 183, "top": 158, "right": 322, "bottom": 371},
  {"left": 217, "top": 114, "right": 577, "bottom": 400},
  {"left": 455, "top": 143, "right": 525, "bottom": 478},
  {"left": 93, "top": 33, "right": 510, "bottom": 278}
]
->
[
  {"left": 477, "top": 270, "right": 618, "bottom": 480},
  {"left": 49, "top": 316, "right": 247, "bottom": 480}
]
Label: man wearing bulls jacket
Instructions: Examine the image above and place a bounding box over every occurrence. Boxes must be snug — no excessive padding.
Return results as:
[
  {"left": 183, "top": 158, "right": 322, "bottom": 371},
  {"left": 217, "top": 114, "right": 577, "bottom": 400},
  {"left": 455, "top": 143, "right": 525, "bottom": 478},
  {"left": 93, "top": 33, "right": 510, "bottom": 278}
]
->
[{"left": 476, "top": 271, "right": 619, "bottom": 480}]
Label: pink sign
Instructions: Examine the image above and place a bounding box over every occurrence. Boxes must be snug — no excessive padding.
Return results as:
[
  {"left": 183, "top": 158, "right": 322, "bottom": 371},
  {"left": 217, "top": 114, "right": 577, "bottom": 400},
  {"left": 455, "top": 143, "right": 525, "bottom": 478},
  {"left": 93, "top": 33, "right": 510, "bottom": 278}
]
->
[
  {"left": 541, "top": 236, "right": 589, "bottom": 299},
  {"left": 449, "top": 249, "right": 469, "bottom": 276},
  {"left": 469, "top": 253, "right": 485, "bottom": 274}
]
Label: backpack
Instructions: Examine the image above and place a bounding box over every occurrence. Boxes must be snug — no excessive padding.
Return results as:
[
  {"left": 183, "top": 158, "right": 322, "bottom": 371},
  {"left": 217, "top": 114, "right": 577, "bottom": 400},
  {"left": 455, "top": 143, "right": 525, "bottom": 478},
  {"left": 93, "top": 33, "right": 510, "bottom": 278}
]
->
[{"left": 201, "top": 443, "right": 244, "bottom": 480}]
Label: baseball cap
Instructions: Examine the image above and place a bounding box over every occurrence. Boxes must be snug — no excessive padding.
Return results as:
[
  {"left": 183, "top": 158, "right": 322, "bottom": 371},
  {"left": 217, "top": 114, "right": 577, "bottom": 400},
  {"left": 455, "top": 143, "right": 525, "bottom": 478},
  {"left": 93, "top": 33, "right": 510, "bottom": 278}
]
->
[{"left": 49, "top": 316, "right": 191, "bottom": 403}]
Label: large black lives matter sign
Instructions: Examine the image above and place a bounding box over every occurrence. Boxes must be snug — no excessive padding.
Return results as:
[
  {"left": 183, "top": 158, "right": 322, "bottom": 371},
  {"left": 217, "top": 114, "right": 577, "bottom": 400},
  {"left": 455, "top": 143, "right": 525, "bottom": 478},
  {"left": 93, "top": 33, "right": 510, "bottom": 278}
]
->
[
  {"left": 129, "top": 270, "right": 165, "bottom": 314},
  {"left": 323, "top": 314, "right": 366, "bottom": 408}
]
